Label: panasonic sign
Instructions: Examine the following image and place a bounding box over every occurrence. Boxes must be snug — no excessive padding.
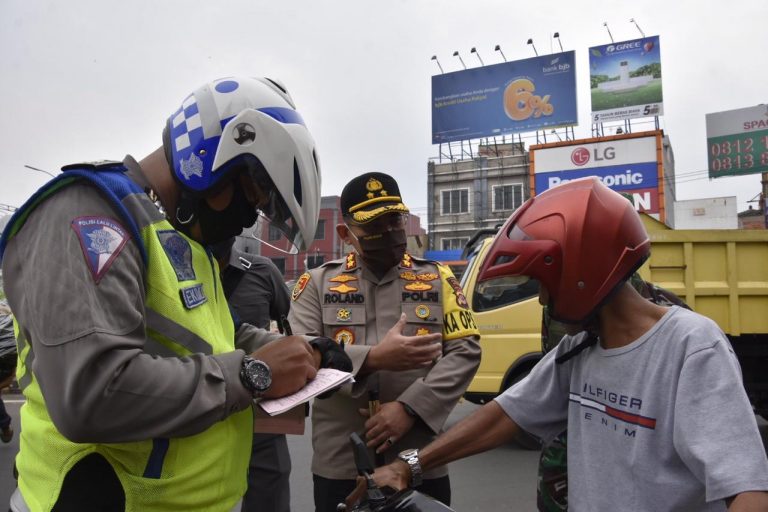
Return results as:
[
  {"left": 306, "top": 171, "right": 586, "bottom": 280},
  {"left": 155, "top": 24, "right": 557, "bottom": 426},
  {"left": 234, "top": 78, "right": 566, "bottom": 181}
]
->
[{"left": 548, "top": 170, "right": 644, "bottom": 188}]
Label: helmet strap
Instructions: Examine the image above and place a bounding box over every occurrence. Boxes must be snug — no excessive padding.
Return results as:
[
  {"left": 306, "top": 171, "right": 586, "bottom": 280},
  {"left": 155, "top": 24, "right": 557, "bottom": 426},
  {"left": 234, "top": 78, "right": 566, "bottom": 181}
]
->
[{"left": 175, "top": 190, "right": 198, "bottom": 229}]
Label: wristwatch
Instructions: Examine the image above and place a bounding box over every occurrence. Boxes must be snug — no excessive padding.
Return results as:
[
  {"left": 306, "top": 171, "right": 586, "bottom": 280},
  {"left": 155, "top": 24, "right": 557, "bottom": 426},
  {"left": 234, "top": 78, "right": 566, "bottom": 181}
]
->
[
  {"left": 397, "top": 448, "right": 423, "bottom": 487},
  {"left": 240, "top": 356, "right": 272, "bottom": 398}
]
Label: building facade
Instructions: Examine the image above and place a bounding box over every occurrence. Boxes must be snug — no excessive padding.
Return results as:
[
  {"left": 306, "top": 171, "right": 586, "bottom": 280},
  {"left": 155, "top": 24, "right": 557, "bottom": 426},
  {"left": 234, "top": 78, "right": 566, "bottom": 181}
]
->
[
  {"left": 240, "top": 195, "right": 426, "bottom": 283},
  {"left": 427, "top": 142, "right": 529, "bottom": 252}
]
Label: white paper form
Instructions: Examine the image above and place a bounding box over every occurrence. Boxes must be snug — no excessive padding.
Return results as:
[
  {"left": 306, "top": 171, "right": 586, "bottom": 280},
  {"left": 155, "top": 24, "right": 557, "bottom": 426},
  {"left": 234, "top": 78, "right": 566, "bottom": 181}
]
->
[{"left": 258, "top": 368, "right": 354, "bottom": 416}]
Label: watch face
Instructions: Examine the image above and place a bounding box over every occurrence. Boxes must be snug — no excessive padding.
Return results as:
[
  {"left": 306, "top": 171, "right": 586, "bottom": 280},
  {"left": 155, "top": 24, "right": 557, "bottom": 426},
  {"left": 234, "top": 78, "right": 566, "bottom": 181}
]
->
[{"left": 245, "top": 359, "right": 272, "bottom": 392}]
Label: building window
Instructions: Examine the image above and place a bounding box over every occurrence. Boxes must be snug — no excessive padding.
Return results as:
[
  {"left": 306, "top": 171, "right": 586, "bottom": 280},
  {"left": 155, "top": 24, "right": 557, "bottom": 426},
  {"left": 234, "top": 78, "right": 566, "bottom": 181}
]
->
[
  {"left": 307, "top": 254, "right": 324, "bottom": 269},
  {"left": 270, "top": 257, "right": 285, "bottom": 274},
  {"left": 314, "top": 219, "right": 326, "bottom": 240},
  {"left": 268, "top": 225, "right": 282, "bottom": 241},
  {"left": 441, "top": 189, "right": 469, "bottom": 215},
  {"left": 441, "top": 237, "right": 469, "bottom": 251},
  {"left": 492, "top": 184, "right": 523, "bottom": 212}
]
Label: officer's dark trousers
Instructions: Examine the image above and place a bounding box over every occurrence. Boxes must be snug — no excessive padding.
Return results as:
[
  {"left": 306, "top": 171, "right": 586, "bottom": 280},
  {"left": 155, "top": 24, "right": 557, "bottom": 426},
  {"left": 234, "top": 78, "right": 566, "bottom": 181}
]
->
[
  {"left": 0, "top": 398, "right": 11, "bottom": 431},
  {"left": 313, "top": 474, "right": 451, "bottom": 512},
  {"left": 242, "top": 434, "right": 291, "bottom": 512}
]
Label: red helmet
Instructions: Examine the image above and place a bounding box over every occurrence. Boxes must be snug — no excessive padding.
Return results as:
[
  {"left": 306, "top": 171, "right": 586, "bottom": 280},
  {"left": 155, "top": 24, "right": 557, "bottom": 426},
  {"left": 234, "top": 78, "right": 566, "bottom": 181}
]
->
[{"left": 477, "top": 177, "right": 650, "bottom": 324}]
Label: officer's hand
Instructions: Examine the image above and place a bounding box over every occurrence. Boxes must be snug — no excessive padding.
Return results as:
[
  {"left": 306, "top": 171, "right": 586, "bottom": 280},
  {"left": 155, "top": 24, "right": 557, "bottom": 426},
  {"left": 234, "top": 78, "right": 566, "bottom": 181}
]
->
[
  {"left": 359, "top": 401, "right": 416, "bottom": 453},
  {"left": 367, "top": 313, "right": 442, "bottom": 372},
  {"left": 250, "top": 336, "right": 317, "bottom": 399},
  {"left": 308, "top": 337, "right": 353, "bottom": 399},
  {"left": 344, "top": 462, "right": 410, "bottom": 509},
  {"left": 310, "top": 337, "right": 353, "bottom": 372}
]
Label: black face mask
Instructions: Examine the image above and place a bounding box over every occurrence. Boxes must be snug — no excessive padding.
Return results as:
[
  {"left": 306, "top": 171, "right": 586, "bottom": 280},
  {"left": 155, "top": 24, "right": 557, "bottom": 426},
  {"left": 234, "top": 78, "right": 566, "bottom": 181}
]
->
[
  {"left": 355, "top": 229, "right": 407, "bottom": 275},
  {"left": 197, "top": 185, "right": 258, "bottom": 245}
]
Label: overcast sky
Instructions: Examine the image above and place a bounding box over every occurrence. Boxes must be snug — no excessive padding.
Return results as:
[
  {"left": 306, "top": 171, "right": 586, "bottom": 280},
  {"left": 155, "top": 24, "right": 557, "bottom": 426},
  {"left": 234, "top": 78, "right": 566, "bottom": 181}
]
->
[{"left": 2, "top": 0, "right": 767, "bottom": 223}]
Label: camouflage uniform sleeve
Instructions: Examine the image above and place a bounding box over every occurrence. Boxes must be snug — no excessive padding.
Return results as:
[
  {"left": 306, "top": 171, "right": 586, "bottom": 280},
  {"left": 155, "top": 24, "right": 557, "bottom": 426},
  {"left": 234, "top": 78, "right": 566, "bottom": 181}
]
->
[{"left": 397, "top": 263, "right": 481, "bottom": 433}]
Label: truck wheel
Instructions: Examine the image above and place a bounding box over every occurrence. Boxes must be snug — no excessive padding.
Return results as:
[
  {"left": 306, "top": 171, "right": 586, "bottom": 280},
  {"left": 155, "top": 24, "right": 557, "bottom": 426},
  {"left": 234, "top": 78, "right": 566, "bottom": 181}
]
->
[{"left": 506, "top": 369, "right": 543, "bottom": 451}]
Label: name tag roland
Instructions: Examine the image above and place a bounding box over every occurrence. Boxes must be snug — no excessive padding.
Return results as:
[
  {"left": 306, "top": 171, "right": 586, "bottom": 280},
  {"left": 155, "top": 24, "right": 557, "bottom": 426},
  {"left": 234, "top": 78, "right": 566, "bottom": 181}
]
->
[{"left": 180, "top": 284, "right": 207, "bottom": 309}]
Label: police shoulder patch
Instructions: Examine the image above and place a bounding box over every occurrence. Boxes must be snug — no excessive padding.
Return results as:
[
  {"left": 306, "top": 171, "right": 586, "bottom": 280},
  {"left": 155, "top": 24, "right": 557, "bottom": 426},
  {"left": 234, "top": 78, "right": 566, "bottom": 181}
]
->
[
  {"left": 292, "top": 272, "right": 311, "bottom": 301},
  {"left": 71, "top": 216, "right": 129, "bottom": 284}
]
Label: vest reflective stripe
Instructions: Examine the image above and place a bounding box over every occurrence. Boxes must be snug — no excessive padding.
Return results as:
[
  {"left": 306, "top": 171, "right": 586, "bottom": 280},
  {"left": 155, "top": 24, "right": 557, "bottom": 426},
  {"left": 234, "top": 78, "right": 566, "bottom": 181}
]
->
[
  {"left": 8, "top": 167, "right": 251, "bottom": 512},
  {"left": 145, "top": 307, "right": 214, "bottom": 355}
]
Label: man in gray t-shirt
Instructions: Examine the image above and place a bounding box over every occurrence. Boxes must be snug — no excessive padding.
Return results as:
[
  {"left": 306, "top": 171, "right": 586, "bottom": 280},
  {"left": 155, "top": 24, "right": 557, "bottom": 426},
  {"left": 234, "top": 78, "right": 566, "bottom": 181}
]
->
[
  {"left": 500, "top": 305, "right": 766, "bottom": 510},
  {"left": 360, "top": 178, "right": 768, "bottom": 511}
]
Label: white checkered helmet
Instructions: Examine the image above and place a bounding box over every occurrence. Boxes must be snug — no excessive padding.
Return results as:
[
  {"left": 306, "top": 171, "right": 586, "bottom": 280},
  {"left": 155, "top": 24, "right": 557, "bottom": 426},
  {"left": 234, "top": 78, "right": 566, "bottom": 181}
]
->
[{"left": 164, "top": 76, "right": 321, "bottom": 252}]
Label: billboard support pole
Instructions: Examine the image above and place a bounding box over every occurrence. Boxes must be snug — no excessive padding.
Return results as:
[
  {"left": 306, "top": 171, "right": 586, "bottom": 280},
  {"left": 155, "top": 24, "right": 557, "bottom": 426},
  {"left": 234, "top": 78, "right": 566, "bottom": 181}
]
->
[
  {"left": 602, "top": 22, "right": 614, "bottom": 43},
  {"left": 629, "top": 18, "right": 646, "bottom": 38}
]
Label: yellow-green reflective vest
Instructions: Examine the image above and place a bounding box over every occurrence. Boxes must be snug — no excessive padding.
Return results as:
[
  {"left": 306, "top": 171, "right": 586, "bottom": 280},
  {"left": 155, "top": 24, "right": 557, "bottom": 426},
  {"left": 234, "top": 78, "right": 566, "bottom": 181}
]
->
[{"left": 4, "top": 166, "right": 251, "bottom": 511}]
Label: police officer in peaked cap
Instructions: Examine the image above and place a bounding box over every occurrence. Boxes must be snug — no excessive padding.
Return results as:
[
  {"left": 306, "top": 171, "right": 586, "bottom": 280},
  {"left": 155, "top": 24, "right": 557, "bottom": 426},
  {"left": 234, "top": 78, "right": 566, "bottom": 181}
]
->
[{"left": 288, "top": 172, "right": 481, "bottom": 511}]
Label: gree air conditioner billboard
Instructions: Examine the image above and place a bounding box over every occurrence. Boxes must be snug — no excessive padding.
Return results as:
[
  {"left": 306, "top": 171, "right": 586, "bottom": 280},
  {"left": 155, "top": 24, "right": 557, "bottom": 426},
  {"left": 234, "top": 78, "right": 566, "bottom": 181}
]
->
[
  {"left": 530, "top": 132, "right": 667, "bottom": 221},
  {"left": 589, "top": 36, "right": 663, "bottom": 122},
  {"left": 431, "top": 51, "right": 577, "bottom": 143}
]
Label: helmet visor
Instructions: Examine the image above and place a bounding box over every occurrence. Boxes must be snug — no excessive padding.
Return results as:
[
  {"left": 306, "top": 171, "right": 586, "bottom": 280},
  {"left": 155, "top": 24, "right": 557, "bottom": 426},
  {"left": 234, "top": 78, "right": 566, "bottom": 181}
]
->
[{"left": 225, "top": 154, "right": 305, "bottom": 254}]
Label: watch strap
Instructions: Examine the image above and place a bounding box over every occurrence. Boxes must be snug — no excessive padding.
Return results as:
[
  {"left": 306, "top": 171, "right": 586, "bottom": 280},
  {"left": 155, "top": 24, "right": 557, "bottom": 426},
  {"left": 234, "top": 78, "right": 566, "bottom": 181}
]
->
[{"left": 397, "top": 449, "right": 423, "bottom": 487}]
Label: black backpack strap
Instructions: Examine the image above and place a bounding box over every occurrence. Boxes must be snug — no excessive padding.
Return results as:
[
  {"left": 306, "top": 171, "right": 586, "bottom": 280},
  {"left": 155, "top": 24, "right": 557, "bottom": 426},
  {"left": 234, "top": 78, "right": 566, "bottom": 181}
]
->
[{"left": 555, "top": 333, "right": 599, "bottom": 365}]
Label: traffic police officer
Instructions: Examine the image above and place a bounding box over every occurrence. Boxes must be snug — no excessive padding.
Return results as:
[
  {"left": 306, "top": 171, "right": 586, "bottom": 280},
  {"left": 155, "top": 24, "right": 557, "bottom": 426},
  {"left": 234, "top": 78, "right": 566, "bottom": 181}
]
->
[
  {"left": 0, "top": 77, "right": 327, "bottom": 511},
  {"left": 288, "top": 172, "right": 481, "bottom": 511}
]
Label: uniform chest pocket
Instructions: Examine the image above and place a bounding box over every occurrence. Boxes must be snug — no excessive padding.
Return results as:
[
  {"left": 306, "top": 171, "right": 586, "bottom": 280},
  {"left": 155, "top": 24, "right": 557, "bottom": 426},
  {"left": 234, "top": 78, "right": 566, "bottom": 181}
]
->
[
  {"left": 322, "top": 305, "right": 365, "bottom": 346},
  {"left": 401, "top": 303, "right": 444, "bottom": 337}
]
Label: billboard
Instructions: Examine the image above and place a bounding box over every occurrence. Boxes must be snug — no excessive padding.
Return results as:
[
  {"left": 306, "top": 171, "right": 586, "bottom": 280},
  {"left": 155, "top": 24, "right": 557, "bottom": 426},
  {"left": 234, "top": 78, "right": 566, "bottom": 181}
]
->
[
  {"left": 531, "top": 132, "right": 665, "bottom": 219},
  {"left": 431, "top": 51, "right": 577, "bottom": 143},
  {"left": 706, "top": 104, "right": 768, "bottom": 178},
  {"left": 589, "top": 36, "right": 663, "bottom": 122}
]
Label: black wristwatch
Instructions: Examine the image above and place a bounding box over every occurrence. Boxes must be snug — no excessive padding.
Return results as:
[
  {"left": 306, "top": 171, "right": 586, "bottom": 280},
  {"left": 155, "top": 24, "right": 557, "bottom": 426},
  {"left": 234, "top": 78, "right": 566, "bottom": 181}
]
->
[
  {"left": 240, "top": 356, "right": 272, "bottom": 398},
  {"left": 397, "top": 448, "right": 423, "bottom": 487}
]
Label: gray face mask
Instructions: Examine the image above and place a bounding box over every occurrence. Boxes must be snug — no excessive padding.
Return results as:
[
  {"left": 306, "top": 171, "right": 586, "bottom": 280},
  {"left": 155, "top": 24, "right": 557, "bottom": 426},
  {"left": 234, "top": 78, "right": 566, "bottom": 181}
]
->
[{"left": 351, "top": 229, "right": 407, "bottom": 273}]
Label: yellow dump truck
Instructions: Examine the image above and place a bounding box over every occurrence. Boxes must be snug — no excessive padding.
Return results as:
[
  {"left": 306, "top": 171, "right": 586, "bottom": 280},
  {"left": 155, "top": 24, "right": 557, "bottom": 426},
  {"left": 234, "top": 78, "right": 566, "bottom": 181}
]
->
[{"left": 460, "top": 215, "right": 768, "bottom": 418}]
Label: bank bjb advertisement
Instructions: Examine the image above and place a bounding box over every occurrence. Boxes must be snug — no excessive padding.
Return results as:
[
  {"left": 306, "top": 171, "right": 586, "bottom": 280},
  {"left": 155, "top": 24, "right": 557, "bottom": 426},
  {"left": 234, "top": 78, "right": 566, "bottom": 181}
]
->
[
  {"left": 431, "top": 51, "right": 577, "bottom": 143},
  {"left": 531, "top": 134, "right": 662, "bottom": 215},
  {"left": 589, "top": 36, "right": 663, "bottom": 122}
]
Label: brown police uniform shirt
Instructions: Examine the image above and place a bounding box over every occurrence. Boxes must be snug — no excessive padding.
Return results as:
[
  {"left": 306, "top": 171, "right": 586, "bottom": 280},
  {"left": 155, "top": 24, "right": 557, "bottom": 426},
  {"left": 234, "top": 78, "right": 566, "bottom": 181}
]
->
[
  {"left": 1, "top": 156, "right": 280, "bottom": 442},
  {"left": 288, "top": 252, "right": 481, "bottom": 479}
]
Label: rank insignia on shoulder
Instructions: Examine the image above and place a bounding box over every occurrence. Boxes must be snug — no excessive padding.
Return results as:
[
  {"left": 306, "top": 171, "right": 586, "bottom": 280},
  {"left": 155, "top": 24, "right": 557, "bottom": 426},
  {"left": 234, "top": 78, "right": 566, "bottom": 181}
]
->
[
  {"left": 405, "top": 281, "right": 432, "bottom": 292},
  {"left": 330, "top": 283, "right": 358, "bottom": 294},
  {"left": 157, "top": 230, "right": 196, "bottom": 281},
  {"left": 345, "top": 252, "right": 357, "bottom": 270},
  {"left": 292, "top": 273, "right": 311, "bottom": 301},
  {"left": 416, "top": 327, "right": 431, "bottom": 336},
  {"left": 400, "top": 254, "right": 413, "bottom": 268},
  {"left": 336, "top": 308, "right": 351, "bottom": 322},
  {"left": 415, "top": 305, "right": 430, "bottom": 319},
  {"left": 71, "top": 216, "right": 129, "bottom": 284},
  {"left": 180, "top": 283, "right": 207, "bottom": 309},
  {"left": 333, "top": 328, "right": 355, "bottom": 346},
  {"left": 329, "top": 274, "right": 358, "bottom": 284}
]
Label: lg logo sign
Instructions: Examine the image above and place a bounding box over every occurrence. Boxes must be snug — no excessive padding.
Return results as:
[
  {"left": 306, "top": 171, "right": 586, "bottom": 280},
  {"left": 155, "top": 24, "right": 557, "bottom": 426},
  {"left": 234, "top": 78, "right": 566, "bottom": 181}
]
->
[
  {"left": 570, "top": 146, "right": 616, "bottom": 166},
  {"left": 571, "top": 148, "right": 590, "bottom": 166}
]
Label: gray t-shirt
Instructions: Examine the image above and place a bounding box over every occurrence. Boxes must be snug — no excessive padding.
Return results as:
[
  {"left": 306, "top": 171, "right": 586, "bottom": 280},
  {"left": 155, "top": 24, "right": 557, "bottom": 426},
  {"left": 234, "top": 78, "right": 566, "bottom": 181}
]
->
[{"left": 496, "top": 306, "right": 768, "bottom": 511}]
